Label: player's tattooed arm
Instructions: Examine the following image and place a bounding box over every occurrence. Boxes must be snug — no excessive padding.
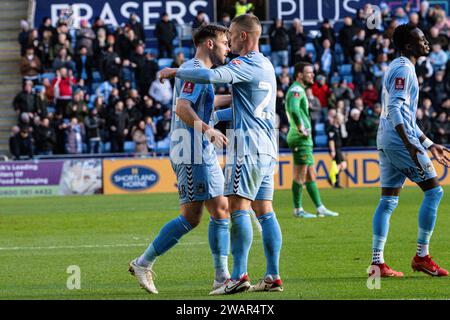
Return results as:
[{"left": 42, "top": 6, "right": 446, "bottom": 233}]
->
[{"left": 159, "top": 68, "right": 178, "bottom": 83}]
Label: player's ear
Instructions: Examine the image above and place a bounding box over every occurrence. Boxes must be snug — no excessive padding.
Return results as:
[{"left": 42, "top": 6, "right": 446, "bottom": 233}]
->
[
  {"left": 206, "top": 38, "right": 214, "bottom": 49},
  {"left": 240, "top": 31, "right": 247, "bottom": 41}
]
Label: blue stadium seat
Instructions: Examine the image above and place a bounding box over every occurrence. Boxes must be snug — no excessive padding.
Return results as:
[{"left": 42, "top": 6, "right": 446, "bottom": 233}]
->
[
  {"left": 335, "top": 43, "right": 343, "bottom": 55},
  {"left": 92, "top": 71, "right": 102, "bottom": 82},
  {"left": 305, "top": 43, "right": 315, "bottom": 53},
  {"left": 174, "top": 46, "right": 192, "bottom": 59},
  {"left": 275, "top": 66, "right": 282, "bottom": 76},
  {"left": 144, "top": 48, "right": 159, "bottom": 57},
  {"left": 124, "top": 141, "right": 136, "bottom": 153},
  {"left": 339, "top": 64, "right": 352, "bottom": 76},
  {"left": 343, "top": 75, "right": 353, "bottom": 83},
  {"left": 315, "top": 122, "right": 325, "bottom": 134},
  {"left": 40, "top": 72, "right": 55, "bottom": 82},
  {"left": 103, "top": 142, "right": 111, "bottom": 153},
  {"left": 158, "top": 58, "right": 174, "bottom": 69},
  {"left": 260, "top": 44, "right": 271, "bottom": 57},
  {"left": 314, "top": 134, "right": 328, "bottom": 147}
]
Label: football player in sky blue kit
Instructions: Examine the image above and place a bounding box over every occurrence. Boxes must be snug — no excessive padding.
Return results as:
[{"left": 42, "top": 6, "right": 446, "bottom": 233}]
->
[
  {"left": 370, "top": 23, "right": 450, "bottom": 277},
  {"left": 129, "top": 24, "right": 233, "bottom": 294},
  {"left": 161, "top": 14, "right": 283, "bottom": 294}
]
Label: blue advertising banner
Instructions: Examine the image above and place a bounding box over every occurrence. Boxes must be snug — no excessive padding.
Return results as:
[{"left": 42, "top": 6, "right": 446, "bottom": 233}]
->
[
  {"left": 34, "top": 0, "right": 214, "bottom": 38},
  {"left": 268, "top": 0, "right": 449, "bottom": 26}
]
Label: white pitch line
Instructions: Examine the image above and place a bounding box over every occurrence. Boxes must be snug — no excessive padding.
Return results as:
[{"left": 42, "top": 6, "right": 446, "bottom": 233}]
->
[{"left": 0, "top": 242, "right": 208, "bottom": 251}]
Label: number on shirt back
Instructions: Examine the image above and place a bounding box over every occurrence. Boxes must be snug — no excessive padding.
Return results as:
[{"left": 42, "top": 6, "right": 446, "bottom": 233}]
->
[{"left": 254, "top": 81, "right": 273, "bottom": 120}]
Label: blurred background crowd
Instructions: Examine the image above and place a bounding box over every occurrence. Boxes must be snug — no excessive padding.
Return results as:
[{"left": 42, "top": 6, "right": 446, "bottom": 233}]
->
[{"left": 9, "top": 0, "right": 450, "bottom": 159}]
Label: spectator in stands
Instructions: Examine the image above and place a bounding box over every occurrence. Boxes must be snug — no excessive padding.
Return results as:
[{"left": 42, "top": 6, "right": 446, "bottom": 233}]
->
[
  {"left": 329, "top": 79, "right": 354, "bottom": 112},
  {"left": 295, "top": 46, "right": 313, "bottom": 65},
  {"left": 84, "top": 107, "right": 104, "bottom": 153},
  {"left": 361, "top": 82, "right": 378, "bottom": 109},
  {"left": 35, "top": 86, "right": 48, "bottom": 119},
  {"left": 352, "top": 29, "right": 369, "bottom": 59},
  {"left": 339, "top": 16, "right": 358, "bottom": 63},
  {"left": 65, "top": 117, "right": 85, "bottom": 154},
  {"left": 149, "top": 72, "right": 172, "bottom": 108},
  {"left": 306, "top": 87, "right": 322, "bottom": 139},
  {"left": 101, "top": 45, "right": 121, "bottom": 79},
  {"left": 108, "top": 100, "right": 129, "bottom": 153},
  {"left": 93, "top": 28, "right": 108, "bottom": 69},
  {"left": 317, "top": 39, "right": 337, "bottom": 78},
  {"left": 364, "top": 103, "right": 381, "bottom": 147},
  {"left": 9, "top": 126, "right": 20, "bottom": 157},
  {"left": 52, "top": 67, "right": 76, "bottom": 117},
  {"left": 10, "top": 125, "right": 33, "bottom": 160},
  {"left": 155, "top": 107, "right": 171, "bottom": 142},
  {"left": 142, "top": 96, "right": 160, "bottom": 119},
  {"left": 312, "top": 74, "right": 331, "bottom": 112},
  {"left": 19, "top": 20, "right": 30, "bottom": 57},
  {"left": 192, "top": 10, "right": 209, "bottom": 30},
  {"left": 346, "top": 108, "right": 366, "bottom": 146},
  {"left": 34, "top": 117, "right": 56, "bottom": 155},
  {"left": 418, "top": 1, "right": 433, "bottom": 31},
  {"left": 352, "top": 54, "right": 368, "bottom": 94},
  {"left": 144, "top": 116, "right": 156, "bottom": 153},
  {"left": 67, "top": 90, "right": 88, "bottom": 122},
  {"left": 132, "top": 120, "right": 148, "bottom": 154},
  {"left": 429, "top": 43, "right": 448, "bottom": 72},
  {"left": 38, "top": 17, "right": 56, "bottom": 40},
  {"left": 394, "top": 7, "right": 409, "bottom": 25},
  {"left": 118, "top": 28, "right": 140, "bottom": 60},
  {"left": 125, "top": 97, "right": 142, "bottom": 131},
  {"left": 13, "top": 81, "right": 35, "bottom": 117},
  {"left": 20, "top": 47, "right": 41, "bottom": 85},
  {"left": 128, "top": 13, "right": 145, "bottom": 42},
  {"left": 417, "top": 107, "right": 433, "bottom": 138},
  {"left": 130, "top": 44, "right": 147, "bottom": 95},
  {"left": 371, "top": 53, "right": 389, "bottom": 92},
  {"left": 219, "top": 13, "right": 231, "bottom": 28},
  {"left": 234, "top": 0, "right": 254, "bottom": 17},
  {"left": 96, "top": 75, "right": 119, "bottom": 103},
  {"left": 269, "top": 19, "right": 289, "bottom": 68},
  {"left": 431, "top": 70, "right": 447, "bottom": 107},
  {"left": 38, "top": 30, "right": 55, "bottom": 70},
  {"left": 289, "top": 19, "right": 307, "bottom": 65},
  {"left": 433, "top": 111, "right": 450, "bottom": 144},
  {"left": 52, "top": 47, "right": 75, "bottom": 72},
  {"left": 318, "top": 19, "right": 336, "bottom": 49},
  {"left": 75, "top": 46, "right": 93, "bottom": 88},
  {"left": 155, "top": 13, "right": 177, "bottom": 58},
  {"left": 108, "top": 88, "right": 121, "bottom": 108},
  {"left": 27, "top": 29, "right": 41, "bottom": 59},
  {"left": 53, "top": 32, "right": 73, "bottom": 59},
  {"left": 428, "top": 26, "right": 448, "bottom": 48}
]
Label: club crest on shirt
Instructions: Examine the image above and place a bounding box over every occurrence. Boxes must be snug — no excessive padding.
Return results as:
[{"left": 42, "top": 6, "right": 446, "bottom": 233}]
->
[
  {"left": 182, "top": 81, "right": 195, "bottom": 93},
  {"left": 395, "top": 77, "right": 405, "bottom": 90},
  {"left": 293, "top": 92, "right": 300, "bottom": 98},
  {"left": 231, "top": 59, "right": 241, "bottom": 65}
]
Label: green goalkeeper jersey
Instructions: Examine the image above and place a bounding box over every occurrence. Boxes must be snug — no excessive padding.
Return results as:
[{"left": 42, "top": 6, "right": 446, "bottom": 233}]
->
[{"left": 285, "top": 81, "right": 313, "bottom": 147}]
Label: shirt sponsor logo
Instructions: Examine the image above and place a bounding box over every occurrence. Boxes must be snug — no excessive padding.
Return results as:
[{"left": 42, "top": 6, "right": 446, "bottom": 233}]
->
[
  {"left": 182, "top": 81, "right": 195, "bottom": 94},
  {"left": 111, "top": 166, "right": 159, "bottom": 190},
  {"left": 395, "top": 77, "right": 405, "bottom": 90}
]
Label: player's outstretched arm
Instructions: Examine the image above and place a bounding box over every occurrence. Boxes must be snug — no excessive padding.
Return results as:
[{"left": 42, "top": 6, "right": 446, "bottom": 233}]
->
[
  {"left": 159, "top": 68, "right": 178, "bottom": 83},
  {"left": 213, "top": 107, "right": 232, "bottom": 125},
  {"left": 176, "top": 67, "right": 234, "bottom": 84}
]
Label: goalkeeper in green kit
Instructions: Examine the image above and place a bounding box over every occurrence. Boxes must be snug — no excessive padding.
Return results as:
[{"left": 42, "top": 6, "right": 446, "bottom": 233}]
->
[{"left": 285, "top": 62, "right": 339, "bottom": 218}]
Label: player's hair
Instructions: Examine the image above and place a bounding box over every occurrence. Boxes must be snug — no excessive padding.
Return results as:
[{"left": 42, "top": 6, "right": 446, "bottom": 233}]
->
[
  {"left": 392, "top": 23, "right": 417, "bottom": 51},
  {"left": 294, "top": 62, "right": 312, "bottom": 79},
  {"left": 231, "top": 14, "right": 261, "bottom": 33},
  {"left": 192, "top": 24, "right": 229, "bottom": 47}
]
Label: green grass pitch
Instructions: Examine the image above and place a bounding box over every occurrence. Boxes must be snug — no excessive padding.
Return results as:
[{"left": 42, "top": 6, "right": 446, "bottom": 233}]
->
[{"left": 1, "top": 186, "right": 450, "bottom": 300}]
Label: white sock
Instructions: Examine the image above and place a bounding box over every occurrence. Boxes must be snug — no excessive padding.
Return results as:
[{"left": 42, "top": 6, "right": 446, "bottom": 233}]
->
[
  {"left": 137, "top": 255, "right": 156, "bottom": 269},
  {"left": 372, "top": 249, "right": 384, "bottom": 264},
  {"left": 265, "top": 274, "right": 280, "bottom": 281},
  {"left": 317, "top": 205, "right": 326, "bottom": 213},
  {"left": 215, "top": 269, "right": 229, "bottom": 283},
  {"left": 417, "top": 243, "right": 429, "bottom": 257}
]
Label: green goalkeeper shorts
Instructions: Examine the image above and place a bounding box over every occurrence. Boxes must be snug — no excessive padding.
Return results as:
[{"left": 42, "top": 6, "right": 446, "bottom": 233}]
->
[{"left": 291, "top": 146, "right": 315, "bottom": 166}]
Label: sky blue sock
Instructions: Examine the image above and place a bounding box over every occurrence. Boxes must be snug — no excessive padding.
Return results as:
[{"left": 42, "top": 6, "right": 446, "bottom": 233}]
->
[
  {"left": 418, "top": 186, "right": 443, "bottom": 244},
  {"left": 230, "top": 210, "right": 253, "bottom": 280},
  {"left": 257, "top": 212, "right": 282, "bottom": 277},
  {"left": 138, "top": 215, "right": 192, "bottom": 267},
  {"left": 208, "top": 217, "right": 230, "bottom": 276},
  {"left": 372, "top": 196, "right": 398, "bottom": 251}
]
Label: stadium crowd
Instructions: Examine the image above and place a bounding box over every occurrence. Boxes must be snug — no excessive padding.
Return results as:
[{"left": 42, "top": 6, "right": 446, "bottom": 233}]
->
[{"left": 8, "top": 0, "right": 450, "bottom": 159}]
